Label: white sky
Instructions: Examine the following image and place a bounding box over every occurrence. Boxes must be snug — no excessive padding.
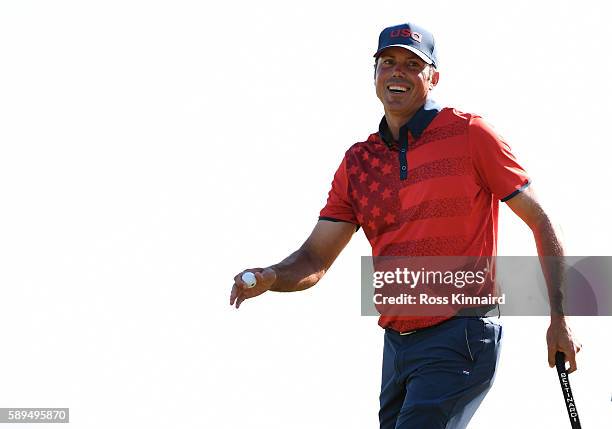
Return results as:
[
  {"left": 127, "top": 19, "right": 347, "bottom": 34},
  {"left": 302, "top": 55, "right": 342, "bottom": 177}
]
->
[{"left": 0, "top": 0, "right": 610, "bottom": 428}]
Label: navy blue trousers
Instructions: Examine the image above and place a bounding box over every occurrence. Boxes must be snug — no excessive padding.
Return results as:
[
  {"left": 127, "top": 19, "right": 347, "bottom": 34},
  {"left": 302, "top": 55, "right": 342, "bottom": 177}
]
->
[{"left": 379, "top": 317, "right": 502, "bottom": 429}]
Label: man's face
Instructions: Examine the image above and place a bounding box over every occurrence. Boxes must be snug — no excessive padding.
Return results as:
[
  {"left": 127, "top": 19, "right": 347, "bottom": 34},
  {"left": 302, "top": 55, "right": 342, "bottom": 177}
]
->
[{"left": 374, "top": 47, "right": 439, "bottom": 117}]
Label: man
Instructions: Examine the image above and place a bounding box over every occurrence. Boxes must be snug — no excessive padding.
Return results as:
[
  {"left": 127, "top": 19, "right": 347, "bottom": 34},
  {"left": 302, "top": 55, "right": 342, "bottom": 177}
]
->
[{"left": 230, "top": 22, "right": 581, "bottom": 428}]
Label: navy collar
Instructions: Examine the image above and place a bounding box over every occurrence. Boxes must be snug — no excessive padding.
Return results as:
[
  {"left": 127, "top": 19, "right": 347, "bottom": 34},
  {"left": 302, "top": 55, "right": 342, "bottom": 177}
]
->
[{"left": 378, "top": 99, "right": 442, "bottom": 148}]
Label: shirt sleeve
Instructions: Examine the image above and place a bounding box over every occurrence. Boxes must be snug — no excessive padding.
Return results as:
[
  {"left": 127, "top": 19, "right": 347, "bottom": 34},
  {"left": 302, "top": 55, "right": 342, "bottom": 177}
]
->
[
  {"left": 319, "top": 155, "right": 359, "bottom": 226},
  {"left": 468, "top": 115, "right": 531, "bottom": 201}
]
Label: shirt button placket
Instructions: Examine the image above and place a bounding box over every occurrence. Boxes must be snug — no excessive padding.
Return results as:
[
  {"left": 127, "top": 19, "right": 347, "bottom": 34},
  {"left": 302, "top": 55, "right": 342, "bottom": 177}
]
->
[{"left": 399, "top": 134, "right": 409, "bottom": 180}]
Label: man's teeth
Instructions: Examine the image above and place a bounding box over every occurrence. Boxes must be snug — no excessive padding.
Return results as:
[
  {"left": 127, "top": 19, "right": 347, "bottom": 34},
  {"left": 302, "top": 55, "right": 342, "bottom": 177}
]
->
[{"left": 388, "top": 86, "right": 408, "bottom": 93}]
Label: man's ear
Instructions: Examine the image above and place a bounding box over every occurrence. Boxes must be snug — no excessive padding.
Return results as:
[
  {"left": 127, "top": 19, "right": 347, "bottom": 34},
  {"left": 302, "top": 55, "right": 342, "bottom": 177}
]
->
[{"left": 429, "top": 69, "right": 440, "bottom": 89}]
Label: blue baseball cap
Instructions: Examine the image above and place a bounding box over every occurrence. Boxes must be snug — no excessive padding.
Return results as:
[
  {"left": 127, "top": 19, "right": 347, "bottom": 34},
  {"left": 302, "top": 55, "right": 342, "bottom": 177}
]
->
[{"left": 374, "top": 23, "right": 438, "bottom": 68}]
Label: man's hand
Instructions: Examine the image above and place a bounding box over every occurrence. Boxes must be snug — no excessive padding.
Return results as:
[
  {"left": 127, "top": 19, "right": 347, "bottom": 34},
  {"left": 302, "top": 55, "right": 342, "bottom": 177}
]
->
[
  {"left": 546, "top": 317, "right": 582, "bottom": 373},
  {"left": 229, "top": 220, "right": 355, "bottom": 309},
  {"left": 230, "top": 268, "right": 277, "bottom": 309}
]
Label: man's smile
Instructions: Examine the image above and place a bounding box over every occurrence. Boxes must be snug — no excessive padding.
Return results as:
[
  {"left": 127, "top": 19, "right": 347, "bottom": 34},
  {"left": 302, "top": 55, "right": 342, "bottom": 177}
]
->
[{"left": 386, "top": 82, "right": 411, "bottom": 94}]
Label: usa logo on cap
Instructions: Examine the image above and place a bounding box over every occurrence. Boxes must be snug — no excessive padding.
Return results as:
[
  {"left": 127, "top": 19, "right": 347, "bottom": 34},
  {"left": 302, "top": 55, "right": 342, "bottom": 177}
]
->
[{"left": 374, "top": 22, "right": 438, "bottom": 68}]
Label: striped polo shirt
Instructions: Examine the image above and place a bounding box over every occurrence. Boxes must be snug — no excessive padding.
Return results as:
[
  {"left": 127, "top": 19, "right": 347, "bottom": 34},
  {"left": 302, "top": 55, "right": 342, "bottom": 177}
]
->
[{"left": 319, "top": 99, "right": 530, "bottom": 332}]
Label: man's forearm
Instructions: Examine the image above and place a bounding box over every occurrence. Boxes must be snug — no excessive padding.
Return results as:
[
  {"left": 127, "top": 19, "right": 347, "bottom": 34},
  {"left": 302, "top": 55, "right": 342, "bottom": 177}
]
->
[
  {"left": 531, "top": 215, "right": 565, "bottom": 317},
  {"left": 267, "top": 246, "right": 326, "bottom": 292}
]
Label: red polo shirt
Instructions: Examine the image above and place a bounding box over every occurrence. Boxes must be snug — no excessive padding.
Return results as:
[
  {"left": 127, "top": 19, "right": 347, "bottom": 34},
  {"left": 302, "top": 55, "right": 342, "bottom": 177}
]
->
[{"left": 319, "top": 100, "right": 530, "bottom": 332}]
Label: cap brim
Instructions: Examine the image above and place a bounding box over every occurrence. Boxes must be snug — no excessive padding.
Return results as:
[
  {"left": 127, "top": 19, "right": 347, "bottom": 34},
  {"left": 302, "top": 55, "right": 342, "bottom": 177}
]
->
[{"left": 374, "top": 44, "right": 433, "bottom": 65}]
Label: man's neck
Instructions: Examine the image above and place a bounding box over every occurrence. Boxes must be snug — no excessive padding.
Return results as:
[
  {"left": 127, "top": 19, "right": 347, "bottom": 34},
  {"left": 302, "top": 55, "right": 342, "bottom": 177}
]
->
[{"left": 384, "top": 107, "right": 421, "bottom": 141}]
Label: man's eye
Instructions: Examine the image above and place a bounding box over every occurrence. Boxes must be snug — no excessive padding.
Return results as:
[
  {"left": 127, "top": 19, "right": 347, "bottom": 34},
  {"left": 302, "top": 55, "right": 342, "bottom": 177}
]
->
[{"left": 383, "top": 59, "right": 394, "bottom": 65}]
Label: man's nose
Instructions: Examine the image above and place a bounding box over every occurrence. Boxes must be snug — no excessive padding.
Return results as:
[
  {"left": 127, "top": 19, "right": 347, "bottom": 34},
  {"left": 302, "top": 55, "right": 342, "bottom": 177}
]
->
[{"left": 391, "top": 64, "right": 407, "bottom": 78}]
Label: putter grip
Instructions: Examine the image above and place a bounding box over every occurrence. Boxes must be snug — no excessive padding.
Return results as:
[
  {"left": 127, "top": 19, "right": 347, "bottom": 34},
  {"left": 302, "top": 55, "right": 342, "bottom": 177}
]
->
[{"left": 555, "top": 351, "right": 582, "bottom": 429}]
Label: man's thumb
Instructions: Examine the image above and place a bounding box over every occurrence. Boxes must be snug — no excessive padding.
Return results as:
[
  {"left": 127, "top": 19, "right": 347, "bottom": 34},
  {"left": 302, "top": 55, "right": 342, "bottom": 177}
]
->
[{"left": 257, "top": 268, "right": 277, "bottom": 285}]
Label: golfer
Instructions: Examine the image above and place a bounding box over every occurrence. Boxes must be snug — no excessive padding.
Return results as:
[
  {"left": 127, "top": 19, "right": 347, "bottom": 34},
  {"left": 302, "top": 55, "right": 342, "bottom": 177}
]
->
[{"left": 230, "top": 22, "right": 581, "bottom": 429}]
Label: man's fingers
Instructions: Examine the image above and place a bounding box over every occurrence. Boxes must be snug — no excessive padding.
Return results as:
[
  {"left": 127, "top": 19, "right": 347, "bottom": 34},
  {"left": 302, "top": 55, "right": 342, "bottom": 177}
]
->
[
  {"left": 234, "top": 285, "right": 253, "bottom": 309},
  {"left": 565, "top": 347, "right": 579, "bottom": 373},
  {"left": 230, "top": 273, "right": 249, "bottom": 306},
  {"left": 551, "top": 348, "right": 578, "bottom": 373},
  {"left": 230, "top": 283, "right": 241, "bottom": 305},
  {"left": 548, "top": 347, "right": 556, "bottom": 368}
]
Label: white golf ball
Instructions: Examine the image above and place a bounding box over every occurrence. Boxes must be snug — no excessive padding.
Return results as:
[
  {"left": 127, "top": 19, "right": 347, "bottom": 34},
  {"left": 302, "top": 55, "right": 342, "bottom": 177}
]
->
[{"left": 241, "top": 272, "right": 257, "bottom": 288}]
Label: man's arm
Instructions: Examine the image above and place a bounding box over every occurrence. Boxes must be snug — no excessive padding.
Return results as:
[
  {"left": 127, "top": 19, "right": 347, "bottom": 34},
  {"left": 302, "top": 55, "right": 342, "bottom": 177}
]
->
[
  {"left": 230, "top": 220, "right": 356, "bottom": 308},
  {"left": 505, "top": 186, "right": 582, "bottom": 372}
]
